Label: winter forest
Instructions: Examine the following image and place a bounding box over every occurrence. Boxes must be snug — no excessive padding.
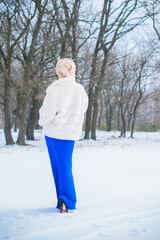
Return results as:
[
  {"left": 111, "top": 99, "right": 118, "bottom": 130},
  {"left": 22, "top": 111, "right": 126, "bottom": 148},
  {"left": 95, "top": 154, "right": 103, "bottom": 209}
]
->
[
  {"left": 1, "top": 1, "right": 160, "bottom": 240},
  {"left": 0, "top": 0, "right": 160, "bottom": 145}
]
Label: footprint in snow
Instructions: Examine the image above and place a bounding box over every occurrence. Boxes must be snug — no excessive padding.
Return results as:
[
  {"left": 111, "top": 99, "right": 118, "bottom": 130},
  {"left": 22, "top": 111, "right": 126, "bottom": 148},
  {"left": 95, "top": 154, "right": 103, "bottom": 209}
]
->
[
  {"left": 91, "top": 223, "right": 102, "bottom": 228},
  {"left": 129, "top": 229, "right": 139, "bottom": 236},
  {"left": 128, "top": 228, "right": 147, "bottom": 237},
  {"left": 91, "top": 222, "right": 112, "bottom": 229},
  {"left": 98, "top": 230, "right": 110, "bottom": 238},
  {"left": 0, "top": 236, "right": 10, "bottom": 240},
  {"left": 129, "top": 218, "right": 139, "bottom": 223}
]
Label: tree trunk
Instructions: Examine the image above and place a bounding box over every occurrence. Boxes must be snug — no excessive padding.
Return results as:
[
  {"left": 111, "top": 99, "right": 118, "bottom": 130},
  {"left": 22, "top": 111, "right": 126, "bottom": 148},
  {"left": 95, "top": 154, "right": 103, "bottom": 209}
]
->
[
  {"left": 130, "top": 114, "right": 136, "bottom": 138},
  {"left": 84, "top": 82, "right": 93, "bottom": 139},
  {"left": 130, "top": 90, "right": 143, "bottom": 138},
  {"left": 4, "top": 75, "right": 14, "bottom": 145},
  {"left": 84, "top": 22, "right": 102, "bottom": 139},
  {"left": 26, "top": 89, "right": 39, "bottom": 140},
  {"left": 120, "top": 105, "right": 126, "bottom": 138},
  {"left": 98, "top": 99, "right": 103, "bottom": 130},
  {"left": 106, "top": 103, "right": 113, "bottom": 132},
  {"left": 4, "top": 110, "right": 14, "bottom": 145},
  {"left": 91, "top": 50, "right": 109, "bottom": 138},
  {"left": 127, "top": 113, "right": 132, "bottom": 131},
  {"left": 121, "top": 120, "right": 126, "bottom": 137},
  {"left": 106, "top": 114, "right": 112, "bottom": 132},
  {"left": 17, "top": 89, "right": 29, "bottom": 145},
  {"left": 13, "top": 90, "right": 21, "bottom": 132},
  {"left": 91, "top": 99, "right": 98, "bottom": 140},
  {"left": 117, "top": 105, "right": 121, "bottom": 131},
  {"left": 13, "top": 115, "right": 18, "bottom": 132}
]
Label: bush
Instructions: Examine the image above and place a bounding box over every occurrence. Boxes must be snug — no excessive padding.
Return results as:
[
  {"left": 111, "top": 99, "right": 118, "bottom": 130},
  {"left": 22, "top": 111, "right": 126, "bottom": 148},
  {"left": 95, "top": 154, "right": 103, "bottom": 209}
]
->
[{"left": 137, "top": 120, "right": 159, "bottom": 132}]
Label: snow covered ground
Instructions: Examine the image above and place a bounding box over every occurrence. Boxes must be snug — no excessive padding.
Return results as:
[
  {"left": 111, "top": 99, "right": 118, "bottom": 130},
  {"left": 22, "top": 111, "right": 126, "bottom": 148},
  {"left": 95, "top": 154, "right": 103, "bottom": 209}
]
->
[{"left": 0, "top": 130, "right": 160, "bottom": 240}]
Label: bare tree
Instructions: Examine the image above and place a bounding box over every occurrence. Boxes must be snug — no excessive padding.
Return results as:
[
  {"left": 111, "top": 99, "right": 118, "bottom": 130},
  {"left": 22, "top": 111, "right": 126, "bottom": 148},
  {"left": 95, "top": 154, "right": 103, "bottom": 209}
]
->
[
  {"left": 117, "top": 50, "right": 153, "bottom": 138},
  {"left": 85, "top": 0, "right": 146, "bottom": 139},
  {"left": 0, "top": 0, "right": 33, "bottom": 144},
  {"left": 16, "top": 0, "right": 49, "bottom": 145},
  {"left": 51, "top": 0, "right": 98, "bottom": 62},
  {"left": 142, "top": 0, "right": 160, "bottom": 41}
]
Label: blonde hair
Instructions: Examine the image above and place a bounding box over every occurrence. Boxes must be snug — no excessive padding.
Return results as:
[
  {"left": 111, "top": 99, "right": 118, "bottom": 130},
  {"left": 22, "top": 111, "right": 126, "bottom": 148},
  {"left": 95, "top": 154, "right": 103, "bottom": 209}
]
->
[{"left": 56, "top": 58, "right": 76, "bottom": 77}]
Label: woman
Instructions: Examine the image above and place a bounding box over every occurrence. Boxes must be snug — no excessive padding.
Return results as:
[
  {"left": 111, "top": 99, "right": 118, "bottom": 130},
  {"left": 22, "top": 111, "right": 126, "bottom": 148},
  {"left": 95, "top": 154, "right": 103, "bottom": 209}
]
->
[{"left": 39, "top": 58, "right": 88, "bottom": 213}]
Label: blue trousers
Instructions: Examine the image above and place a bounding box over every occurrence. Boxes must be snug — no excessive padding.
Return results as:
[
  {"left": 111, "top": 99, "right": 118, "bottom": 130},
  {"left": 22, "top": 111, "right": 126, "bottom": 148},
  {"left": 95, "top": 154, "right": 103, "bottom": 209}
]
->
[{"left": 45, "top": 136, "right": 77, "bottom": 210}]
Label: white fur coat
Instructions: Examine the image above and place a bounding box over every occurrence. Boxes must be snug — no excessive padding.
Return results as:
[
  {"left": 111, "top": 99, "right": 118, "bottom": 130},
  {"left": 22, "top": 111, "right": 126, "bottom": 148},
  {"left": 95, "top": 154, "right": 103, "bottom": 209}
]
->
[{"left": 39, "top": 75, "right": 88, "bottom": 140}]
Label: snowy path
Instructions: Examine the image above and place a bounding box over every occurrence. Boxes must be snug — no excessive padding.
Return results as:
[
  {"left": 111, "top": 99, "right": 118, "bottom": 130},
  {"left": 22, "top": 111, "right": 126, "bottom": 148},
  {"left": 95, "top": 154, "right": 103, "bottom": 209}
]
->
[
  {"left": 0, "top": 131, "right": 160, "bottom": 239},
  {"left": 1, "top": 208, "right": 160, "bottom": 240}
]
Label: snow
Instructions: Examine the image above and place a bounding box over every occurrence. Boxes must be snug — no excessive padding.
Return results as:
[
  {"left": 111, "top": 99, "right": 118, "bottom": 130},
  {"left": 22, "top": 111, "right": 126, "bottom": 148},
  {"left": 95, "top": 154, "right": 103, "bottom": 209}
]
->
[{"left": 0, "top": 130, "right": 160, "bottom": 240}]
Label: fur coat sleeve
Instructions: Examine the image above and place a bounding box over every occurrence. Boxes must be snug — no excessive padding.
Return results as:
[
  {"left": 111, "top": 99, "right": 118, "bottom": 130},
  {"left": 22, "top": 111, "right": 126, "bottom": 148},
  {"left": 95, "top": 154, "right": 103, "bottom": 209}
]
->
[{"left": 38, "top": 87, "right": 57, "bottom": 126}]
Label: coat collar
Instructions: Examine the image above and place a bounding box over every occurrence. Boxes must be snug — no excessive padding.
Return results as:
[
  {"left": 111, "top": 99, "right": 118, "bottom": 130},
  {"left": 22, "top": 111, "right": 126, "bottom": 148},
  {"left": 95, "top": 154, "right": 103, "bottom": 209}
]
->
[{"left": 52, "top": 75, "right": 76, "bottom": 86}]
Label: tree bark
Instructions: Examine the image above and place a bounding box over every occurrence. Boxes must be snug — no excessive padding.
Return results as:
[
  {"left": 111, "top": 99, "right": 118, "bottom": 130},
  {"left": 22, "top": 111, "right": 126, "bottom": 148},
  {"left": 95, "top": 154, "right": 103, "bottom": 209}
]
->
[
  {"left": 130, "top": 90, "right": 143, "bottom": 138},
  {"left": 84, "top": 81, "right": 93, "bottom": 139},
  {"left": 4, "top": 79, "right": 14, "bottom": 145},
  {"left": 117, "top": 106, "right": 121, "bottom": 131},
  {"left": 4, "top": 71, "right": 14, "bottom": 145},
  {"left": 91, "top": 99, "right": 98, "bottom": 140},
  {"left": 105, "top": 101, "right": 113, "bottom": 132},
  {"left": 26, "top": 88, "right": 39, "bottom": 140},
  {"left": 98, "top": 98, "right": 103, "bottom": 130},
  {"left": 120, "top": 103, "right": 126, "bottom": 138},
  {"left": 16, "top": 89, "right": 29, "bottom": 145}
]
